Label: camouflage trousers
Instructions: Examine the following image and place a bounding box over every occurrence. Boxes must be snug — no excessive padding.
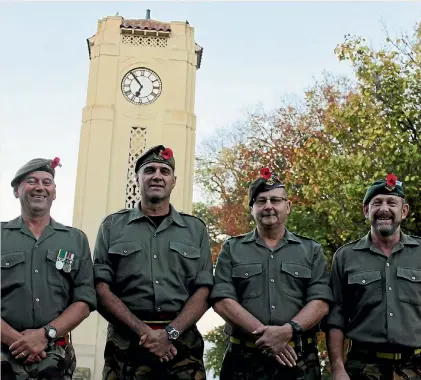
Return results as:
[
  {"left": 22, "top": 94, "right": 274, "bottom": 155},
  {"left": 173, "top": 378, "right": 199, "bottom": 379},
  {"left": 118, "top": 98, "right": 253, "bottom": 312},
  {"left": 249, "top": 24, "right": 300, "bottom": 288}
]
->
[
  {"left": 0, "top": 343, "right": 76, "bottom": 380},
  {"left": 102, "top": 324, "right": 206, "bottom": 380},
  {"left": 345, "top": 354, "right": 421, "bottom": 379},
  {"left": 219, "top": 342, "right": 321, "bottom": 380}
]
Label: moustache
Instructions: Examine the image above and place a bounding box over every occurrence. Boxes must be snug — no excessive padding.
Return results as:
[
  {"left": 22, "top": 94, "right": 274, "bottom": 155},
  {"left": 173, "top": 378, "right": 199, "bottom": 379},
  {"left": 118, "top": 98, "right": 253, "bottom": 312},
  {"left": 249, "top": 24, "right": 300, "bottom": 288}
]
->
[{"left": 375, "top": 212, "right": 393, "bottom": 219}]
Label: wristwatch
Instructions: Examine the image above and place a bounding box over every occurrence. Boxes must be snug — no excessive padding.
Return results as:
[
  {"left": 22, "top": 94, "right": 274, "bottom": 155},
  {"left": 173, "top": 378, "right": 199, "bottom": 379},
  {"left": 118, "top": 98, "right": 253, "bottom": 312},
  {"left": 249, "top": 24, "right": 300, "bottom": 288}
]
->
[
  {"left": 286, "top": 321, "right": 303, "bottom": 338},
  {"left": 43, "top": 325, "right": 58, "bottom": 343},
  {"left": 165, "top": 325, "right": 180, "bottom": 341}
]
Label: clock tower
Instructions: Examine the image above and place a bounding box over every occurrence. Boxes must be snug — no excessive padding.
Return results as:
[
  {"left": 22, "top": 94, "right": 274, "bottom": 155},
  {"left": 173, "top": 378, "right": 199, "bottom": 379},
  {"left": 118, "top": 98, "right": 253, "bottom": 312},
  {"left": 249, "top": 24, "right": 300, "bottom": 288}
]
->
[{"left": 71, "top": 11, "right": 203, "bottom": 380}]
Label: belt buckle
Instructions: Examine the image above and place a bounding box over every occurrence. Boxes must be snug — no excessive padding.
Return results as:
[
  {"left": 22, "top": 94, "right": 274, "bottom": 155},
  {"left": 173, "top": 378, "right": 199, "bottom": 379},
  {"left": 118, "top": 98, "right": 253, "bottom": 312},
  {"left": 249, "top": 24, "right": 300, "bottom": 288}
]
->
[
  {"left": 376, "top": 352, "right": 402, "bottom": 360},
  {"left": 229, "top": 337, "right": 256, "bottom": 348}
]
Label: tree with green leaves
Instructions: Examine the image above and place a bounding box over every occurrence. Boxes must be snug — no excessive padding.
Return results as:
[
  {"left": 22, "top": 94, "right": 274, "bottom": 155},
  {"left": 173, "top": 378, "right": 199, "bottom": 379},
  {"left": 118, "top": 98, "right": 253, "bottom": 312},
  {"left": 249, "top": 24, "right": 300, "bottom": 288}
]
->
[
  {"left": 203, "top": 325, "right": 227, "bottom": 378},
  {"left": 196, "top": 21, "right": 421, "bottom": 379}
]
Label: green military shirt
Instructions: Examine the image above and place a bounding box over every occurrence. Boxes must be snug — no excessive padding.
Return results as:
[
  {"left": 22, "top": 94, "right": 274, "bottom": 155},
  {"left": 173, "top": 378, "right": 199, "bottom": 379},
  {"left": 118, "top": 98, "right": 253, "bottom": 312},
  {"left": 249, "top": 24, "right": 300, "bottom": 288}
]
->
[
  {"left": 92, "top": 203, "right": 214, "bottom": 314},
  {"left": 1, "top": 217, "right": 96, "bottom": 331},
  {"left": 325, "top": 232, "right": 421, "bottom": 348},
  {"left": 210, "top": 228, "right": 333, "bottom": 337}
]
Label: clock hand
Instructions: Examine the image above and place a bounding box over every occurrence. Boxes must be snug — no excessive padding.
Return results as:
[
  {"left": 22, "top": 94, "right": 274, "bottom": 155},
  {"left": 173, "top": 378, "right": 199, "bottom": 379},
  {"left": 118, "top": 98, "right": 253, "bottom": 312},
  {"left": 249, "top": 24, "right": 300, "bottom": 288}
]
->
[{"left": 130, "top": 71, "right": 143, "bottom": 95}]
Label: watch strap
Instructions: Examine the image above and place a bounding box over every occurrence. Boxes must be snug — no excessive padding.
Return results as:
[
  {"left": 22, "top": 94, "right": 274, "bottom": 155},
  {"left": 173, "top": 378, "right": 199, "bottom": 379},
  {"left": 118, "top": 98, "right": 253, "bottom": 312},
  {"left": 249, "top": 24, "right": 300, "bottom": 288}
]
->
[{"left": 287, "top": 320, "right": 302, "bottom": 337}]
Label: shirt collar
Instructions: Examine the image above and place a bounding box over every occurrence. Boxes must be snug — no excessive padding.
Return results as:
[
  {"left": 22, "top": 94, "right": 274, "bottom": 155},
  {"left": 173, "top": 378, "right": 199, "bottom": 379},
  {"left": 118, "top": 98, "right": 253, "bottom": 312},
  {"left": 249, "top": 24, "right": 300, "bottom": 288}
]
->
[
  {"left": 128, "top": 202, "right": 187, "bottom": 227},
  {"left": 353, "top": 231, "right": 419, "bottom": 251},
  {"left": 241, "top": 228, "right": 301, "bottom": 244},
  {"left": 3, "top": 216, "right": 69, "bottom": 231}
]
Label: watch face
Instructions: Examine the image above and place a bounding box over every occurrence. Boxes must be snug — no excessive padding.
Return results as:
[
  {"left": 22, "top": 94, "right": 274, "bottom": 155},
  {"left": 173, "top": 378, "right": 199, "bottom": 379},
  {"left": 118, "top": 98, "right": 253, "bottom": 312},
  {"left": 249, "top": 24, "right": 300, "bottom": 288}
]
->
[
  {"left": 165, "top": 326, "right": 179, "bottom": 340},
  {"left": 48, "top": 329, "right": 57, "bottom": 339},
  {"left": 121, "top": 67, "right": 162, "bottom": 105},
  {"left": 170, "top": 330, "right": 179, "bottom": 340}
]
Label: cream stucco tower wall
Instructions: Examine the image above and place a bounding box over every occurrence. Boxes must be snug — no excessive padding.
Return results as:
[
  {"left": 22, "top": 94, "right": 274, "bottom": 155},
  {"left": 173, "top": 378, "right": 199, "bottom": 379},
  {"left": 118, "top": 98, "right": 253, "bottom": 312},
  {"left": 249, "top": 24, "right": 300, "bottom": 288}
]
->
[{"left": 71, "top": 12, "right": 202, "bottom": 380}]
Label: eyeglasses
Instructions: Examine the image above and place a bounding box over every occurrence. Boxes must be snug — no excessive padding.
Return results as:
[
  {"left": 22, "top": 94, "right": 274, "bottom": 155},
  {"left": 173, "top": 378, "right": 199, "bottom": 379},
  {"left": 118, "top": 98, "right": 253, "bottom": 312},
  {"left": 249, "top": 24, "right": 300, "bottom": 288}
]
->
[{"left": 254, "top": 197, "right": 288, "bottom": 206}]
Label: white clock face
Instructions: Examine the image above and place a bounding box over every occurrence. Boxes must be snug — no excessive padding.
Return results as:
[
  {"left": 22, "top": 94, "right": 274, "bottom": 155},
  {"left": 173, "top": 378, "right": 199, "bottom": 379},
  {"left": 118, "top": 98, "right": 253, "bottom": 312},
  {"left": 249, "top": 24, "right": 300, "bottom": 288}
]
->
[{"left": 121, "top": 67, "right": 162, "bottom": 105}]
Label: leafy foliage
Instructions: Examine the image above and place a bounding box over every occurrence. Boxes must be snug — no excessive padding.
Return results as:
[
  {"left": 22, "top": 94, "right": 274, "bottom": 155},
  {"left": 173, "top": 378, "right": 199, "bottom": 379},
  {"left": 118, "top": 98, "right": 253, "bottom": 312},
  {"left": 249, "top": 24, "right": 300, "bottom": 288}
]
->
[
  {"left": 198, "top": 21, "right": 421, "bottom": 377},
  {"left": 195, "top": 22, "right": 421, "bottom": 263},
  {"left": 203, "top": 325, "right": 227, "bottom": 378}
]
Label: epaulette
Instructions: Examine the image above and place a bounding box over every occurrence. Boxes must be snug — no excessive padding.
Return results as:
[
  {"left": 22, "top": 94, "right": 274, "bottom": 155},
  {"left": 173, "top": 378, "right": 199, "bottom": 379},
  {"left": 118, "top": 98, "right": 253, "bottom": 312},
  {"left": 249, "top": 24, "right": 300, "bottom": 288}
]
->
[
  {"left": 99, "top": 209, "right": 131, "bottom": 225},
  {"left": 337, "top": 237, "right": 363, "bottom": 249},
  {"left": 113, "top": 208, "right": 131, "bottom": 215},
  {"left": 180, "top": 212, "right": 206, "bottom": 226},
  {"left": 332, "top": 238, "right": 365, "bottom": 257},
  {"left": 289, "top": 231, "right": 320, "bottom": 243},
  {"left": 408, "top": 235, "right": 421, "bottom": 241},
  {"left": 229, "top": 233, "right": 248, "bottom": 240},
  {"left": 65, "top": 226, "right": 88, "bottom": 237}
]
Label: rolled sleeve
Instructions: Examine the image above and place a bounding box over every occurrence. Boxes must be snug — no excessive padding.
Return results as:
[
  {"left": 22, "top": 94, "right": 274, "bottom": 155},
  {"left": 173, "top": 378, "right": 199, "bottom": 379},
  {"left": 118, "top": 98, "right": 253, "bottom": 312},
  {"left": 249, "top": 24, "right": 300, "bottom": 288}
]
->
[
  {"left": 92, "top": 217, "right": 114, "bottom": 285},
  {"left": 192, "top": 223, "right": 214, "bottom": 289},
  {"left": 323, "top": 252, "right": 346, "bottom": 331},
  {"left": 306, "top": 245, "right": 334, "bottom": 304},
  {"left": 210, "top": 241, "right": 238, "bottom": 302},
  {"left": 195, "top": 270, "right": 214, "bottom": 288},
  {"left": 71, "top": 232, "right": 97, "bottom": 311}
]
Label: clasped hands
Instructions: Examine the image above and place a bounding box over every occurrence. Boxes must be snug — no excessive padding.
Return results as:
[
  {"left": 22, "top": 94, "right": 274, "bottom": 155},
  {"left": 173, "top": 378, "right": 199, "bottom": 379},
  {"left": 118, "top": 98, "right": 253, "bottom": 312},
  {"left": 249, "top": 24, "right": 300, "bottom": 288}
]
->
[
  {"left": 252, "top": 324, "right": 298, "bottom": 367},
  {"left": 8, "top": 329, "right": 48, "bottom": 365},
  {"left": 139, "top": 329, "right": 177, "bottom": 363}
]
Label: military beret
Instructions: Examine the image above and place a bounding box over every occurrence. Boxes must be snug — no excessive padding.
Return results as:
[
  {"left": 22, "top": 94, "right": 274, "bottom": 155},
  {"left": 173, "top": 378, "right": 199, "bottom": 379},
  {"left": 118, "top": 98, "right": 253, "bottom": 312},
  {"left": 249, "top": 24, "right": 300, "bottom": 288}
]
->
[
  {"left": 11, "top": 157, "right": 62, "bottom": 187},
  {"left": 135, "top": 145, "right": 175, "bottom": 173},
  {"left": 363, "top": 173, "right": 404, "bottom": 205},
  {"left": 248, "top": 167, "right": 285, "bottom": 207}
]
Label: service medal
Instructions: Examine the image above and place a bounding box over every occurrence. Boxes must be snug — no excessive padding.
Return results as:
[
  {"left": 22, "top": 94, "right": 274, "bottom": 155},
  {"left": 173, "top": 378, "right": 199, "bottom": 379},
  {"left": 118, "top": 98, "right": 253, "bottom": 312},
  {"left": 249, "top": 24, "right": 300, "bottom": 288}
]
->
[
  {"left": 55, "top": 249, "right": 67, "bottom": 270},
  {"left": 63, "top": 253, "right": 73, "bottom": 273}
]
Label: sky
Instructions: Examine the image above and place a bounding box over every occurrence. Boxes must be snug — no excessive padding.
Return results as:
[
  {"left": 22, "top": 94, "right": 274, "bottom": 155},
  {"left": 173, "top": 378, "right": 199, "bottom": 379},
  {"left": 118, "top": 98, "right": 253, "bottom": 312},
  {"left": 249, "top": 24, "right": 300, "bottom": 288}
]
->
[{"left": 1, "top": 2, "right": 421, "bottom": 335}]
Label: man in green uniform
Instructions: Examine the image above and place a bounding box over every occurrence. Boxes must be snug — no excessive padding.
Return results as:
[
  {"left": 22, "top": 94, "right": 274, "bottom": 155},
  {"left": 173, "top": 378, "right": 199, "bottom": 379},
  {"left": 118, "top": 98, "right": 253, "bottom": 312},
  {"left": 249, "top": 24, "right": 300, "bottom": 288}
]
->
[
  {"left": 93, "top": 145, "right": 213, "bottom": 380},
  {"left": 1, "top": 157, "right": 97, "bottom": 380},
  {"left": 325, "top": 173, "right": 421, "bottom": 380},
  {"left": 210, "top": 168, "right": 333, "bottom": 380}
]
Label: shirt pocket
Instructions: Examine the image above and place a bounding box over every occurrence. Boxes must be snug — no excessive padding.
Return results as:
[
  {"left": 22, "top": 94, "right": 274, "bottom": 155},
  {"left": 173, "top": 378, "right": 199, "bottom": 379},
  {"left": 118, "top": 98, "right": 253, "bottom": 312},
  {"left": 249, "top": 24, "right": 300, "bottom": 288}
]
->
[
  {"left": 1, "top": 251, "right": 25, "bottom": 293},
  {"left": 397, "top": 267, "right": 421, "bottom": 305},
  {"left": 281, "top": 262, "right": 311, "bottom": 299},
  {"left": 46, "top": 249, "right": 80, "bottom": 292},
  {"left": 232, "top": 263, "right": 263, "bottom": 300},
  {"left": 170, "top": 241, "right": 201, "bottom": 278},
  {"left": 108, "top": 242, "right": 142, "bottom": 281},
  {"left": 347, "top": 270, "right": 382, "bottom": 307}
]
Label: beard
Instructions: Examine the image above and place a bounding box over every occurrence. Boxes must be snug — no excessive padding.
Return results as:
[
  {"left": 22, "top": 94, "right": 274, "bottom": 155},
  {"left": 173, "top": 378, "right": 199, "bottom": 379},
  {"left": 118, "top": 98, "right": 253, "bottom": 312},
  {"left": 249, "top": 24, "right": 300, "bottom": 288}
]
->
[{"left": 371, "top": 212, "right": 400, "bottom": 237}]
